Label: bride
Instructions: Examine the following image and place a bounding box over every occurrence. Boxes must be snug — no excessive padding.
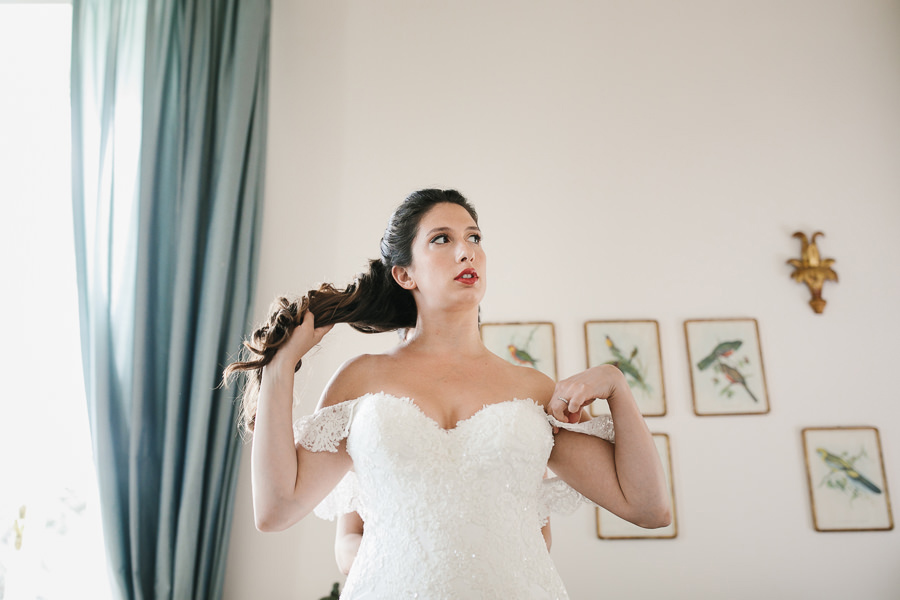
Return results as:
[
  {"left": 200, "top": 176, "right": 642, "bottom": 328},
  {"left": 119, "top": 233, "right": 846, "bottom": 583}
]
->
[{"left": 225, "top": 189, "right": 670, "bottom": 598}]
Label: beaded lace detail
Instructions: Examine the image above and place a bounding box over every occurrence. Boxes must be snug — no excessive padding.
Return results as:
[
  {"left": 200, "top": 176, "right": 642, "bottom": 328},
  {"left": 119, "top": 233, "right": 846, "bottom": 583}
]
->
[
  {"left": 291, "top": 392, "right": 616, "bottom": 599},
  {"left": 292, "top": 399, "right": 358, "bottom": 453},
  {"left": 548, "top": 413, "right": 615, "bottom": 442},
  {"left": 313, "top": 471, "right": 360, "bottom": 520},
  {"left": 538, "top": 477, "right": 589, "bottom": 524}
]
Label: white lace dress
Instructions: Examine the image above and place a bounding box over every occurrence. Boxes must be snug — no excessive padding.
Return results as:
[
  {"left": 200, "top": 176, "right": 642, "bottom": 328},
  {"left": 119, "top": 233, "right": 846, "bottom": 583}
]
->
[{"left": 293, "top": 392, "right": 614, "bottom": 600}]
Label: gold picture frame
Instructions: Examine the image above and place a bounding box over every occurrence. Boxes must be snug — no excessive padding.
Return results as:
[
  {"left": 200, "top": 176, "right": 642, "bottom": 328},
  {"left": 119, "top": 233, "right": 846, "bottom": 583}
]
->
[
  {"left": 584, "top": 320, "right": 666, "bottom": 417},
  {"left": 596, "top": 433, "right": 677, "bottom": 539},
  {"left": 480, "top": 321, "right": 558, "bottom": 380},
  {"left": 684, "top": 318, "right": 770, "bottom": 416},
  {"left": 802, "top": 426, "right": 893, "bottom": 532}
]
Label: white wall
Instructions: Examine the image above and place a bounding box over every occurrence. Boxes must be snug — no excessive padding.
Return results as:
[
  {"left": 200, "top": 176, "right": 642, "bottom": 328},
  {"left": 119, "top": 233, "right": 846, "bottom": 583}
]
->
[{"left": 223, "top": 1, "right": 900, "bottom": 598}]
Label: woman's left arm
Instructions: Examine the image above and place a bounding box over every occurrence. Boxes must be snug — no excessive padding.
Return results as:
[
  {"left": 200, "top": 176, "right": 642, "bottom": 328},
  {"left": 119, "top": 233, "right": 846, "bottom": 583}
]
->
[
  {"left": 335, "top": 511, "right": 364, "bottom": 575},
  {"left": 546, "top": 365, "right": 671, "bottom": 529}
]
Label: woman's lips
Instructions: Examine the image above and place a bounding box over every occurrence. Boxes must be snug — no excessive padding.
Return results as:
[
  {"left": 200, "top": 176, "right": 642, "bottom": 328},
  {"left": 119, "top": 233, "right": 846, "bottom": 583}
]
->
[{"left": 455, "top": 268, "right": 478, "bottom": 285}]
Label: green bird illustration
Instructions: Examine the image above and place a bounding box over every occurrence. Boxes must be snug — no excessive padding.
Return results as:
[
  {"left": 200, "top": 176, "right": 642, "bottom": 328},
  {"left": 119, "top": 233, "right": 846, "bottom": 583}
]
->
[
  {"left": 604, "top": 336, "right": 648, "bottom": 390},
  {"left": 507, "top": 344, "right": 538, "bottom": 368},
  {"left": 697, "top": 340, "right": 742, "bottom": 371},
  {"left": 816, "top": 448, "right": 882, "bottom": 494},
  {"left": 718, "top": 362, "right": 759, "bottom": 403}
]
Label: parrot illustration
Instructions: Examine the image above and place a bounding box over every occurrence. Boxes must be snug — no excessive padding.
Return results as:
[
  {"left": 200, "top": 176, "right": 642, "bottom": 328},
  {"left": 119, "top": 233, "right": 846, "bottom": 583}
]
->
[
  {"left": 507, "top": 344, "right": 538, "bottom": 368},
  {"left": 816, "top": 448, "right": 882, "bottom": 494},
  {"left": 697, "top": 340, "right": 742, "bottom": 371},
  {"left": 718, "top": 362, "right": 759, "bottom": 403},
  {"left": 604, "top": 335, "right": 648, "bottom": 390}
]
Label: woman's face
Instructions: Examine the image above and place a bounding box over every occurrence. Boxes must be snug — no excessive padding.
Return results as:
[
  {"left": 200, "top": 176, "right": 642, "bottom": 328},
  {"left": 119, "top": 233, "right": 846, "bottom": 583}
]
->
[{"left": 394, "top": 202, "right": 486, "bottom": 312}]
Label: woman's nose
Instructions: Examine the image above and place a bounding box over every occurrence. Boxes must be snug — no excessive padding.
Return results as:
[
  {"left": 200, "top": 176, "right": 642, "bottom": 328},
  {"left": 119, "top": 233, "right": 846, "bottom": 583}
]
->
[{"left": 456, "top": 241, "right": 474, "bottom": 262}]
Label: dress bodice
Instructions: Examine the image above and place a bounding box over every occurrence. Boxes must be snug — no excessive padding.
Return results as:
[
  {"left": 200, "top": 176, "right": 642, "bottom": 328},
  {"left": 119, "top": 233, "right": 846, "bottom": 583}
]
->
[{"left": 293, "top": 392, "right": 614, "bottom": 599}]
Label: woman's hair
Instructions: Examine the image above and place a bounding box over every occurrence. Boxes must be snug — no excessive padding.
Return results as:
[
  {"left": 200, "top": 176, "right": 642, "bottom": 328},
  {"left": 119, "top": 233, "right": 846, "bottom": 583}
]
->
[{"left": 224, "top": 189, "right": 478, "bottom": 436}]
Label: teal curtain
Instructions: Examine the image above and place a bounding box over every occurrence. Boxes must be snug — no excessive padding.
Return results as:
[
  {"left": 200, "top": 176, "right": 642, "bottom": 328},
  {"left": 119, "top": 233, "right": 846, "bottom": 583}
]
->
[{"left": 70, "top": 1, "right": 270, "bottom": 598}]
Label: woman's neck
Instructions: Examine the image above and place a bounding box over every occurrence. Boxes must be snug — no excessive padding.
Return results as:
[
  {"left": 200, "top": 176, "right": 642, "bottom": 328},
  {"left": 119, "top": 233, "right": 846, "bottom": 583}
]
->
[{"left": 405, "top": 308, "right": 485, "bottom": 357}]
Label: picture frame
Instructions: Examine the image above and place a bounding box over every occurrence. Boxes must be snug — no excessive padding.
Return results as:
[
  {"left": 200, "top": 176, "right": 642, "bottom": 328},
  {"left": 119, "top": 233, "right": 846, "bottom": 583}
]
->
[
  {"left": 597, "top": 433, "right": 677, "bottom": 539},
  {"left": 480, "top": 322, "right": 558, "bottom": 380},
  {"left": 802, "top": 426, "right": 893, "bottom": 532},
  {"left": 684, "top": 318, "right": 770, "bottom": 416},
  {"left": 584, "top": 320, "right": 666, "bottom": 417}
]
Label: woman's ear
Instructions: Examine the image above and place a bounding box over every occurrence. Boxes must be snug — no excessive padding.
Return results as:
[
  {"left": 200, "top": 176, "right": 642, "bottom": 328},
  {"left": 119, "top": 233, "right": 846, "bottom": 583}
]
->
[{"left": 392, "top": 265, "right": 416, "bottom": 290}]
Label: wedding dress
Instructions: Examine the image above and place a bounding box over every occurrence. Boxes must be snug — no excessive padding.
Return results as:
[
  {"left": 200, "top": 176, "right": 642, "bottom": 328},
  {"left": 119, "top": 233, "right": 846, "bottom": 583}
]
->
[{"left": 293, "top": 391, "right": 614, "bottom": 600}]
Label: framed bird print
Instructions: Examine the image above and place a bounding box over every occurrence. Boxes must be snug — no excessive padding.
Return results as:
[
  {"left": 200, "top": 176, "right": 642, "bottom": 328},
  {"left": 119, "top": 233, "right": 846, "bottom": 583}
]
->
[
  {"left": 480, "top": 322, "right": 557, "bottom": 380},
  {"left": 684, "top": 318, "right": 770, "bottom": 416},
  {"left": 584, "top": 320, "right": 666, "bottom": 417},
  {"left": 802, "top": 427, "right": 893, "bottom": 532},
  {"left": 597, "top": 433, "right": 677, "bottom": 539}
]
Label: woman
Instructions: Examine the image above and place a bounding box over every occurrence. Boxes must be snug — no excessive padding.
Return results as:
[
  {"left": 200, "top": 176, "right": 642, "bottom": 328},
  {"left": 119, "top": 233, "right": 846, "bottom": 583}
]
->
[{"left": 226, "top": 189, "right": 670, "bottom": 598}]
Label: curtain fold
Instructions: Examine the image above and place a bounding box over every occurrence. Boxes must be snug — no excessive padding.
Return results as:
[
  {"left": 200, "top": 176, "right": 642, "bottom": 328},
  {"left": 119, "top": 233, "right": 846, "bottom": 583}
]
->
[{"left": 71, "top": 1, "right": 270, "bottom": 598}]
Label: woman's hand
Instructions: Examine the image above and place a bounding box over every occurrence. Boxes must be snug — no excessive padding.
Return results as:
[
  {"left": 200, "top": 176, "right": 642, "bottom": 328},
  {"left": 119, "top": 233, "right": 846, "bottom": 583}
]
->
[
  {"left": 269, "top": 311, "right": 334, "bottom": 372},
  {"left": 548, "top": 364, "right": 626, "bottom": 424}
]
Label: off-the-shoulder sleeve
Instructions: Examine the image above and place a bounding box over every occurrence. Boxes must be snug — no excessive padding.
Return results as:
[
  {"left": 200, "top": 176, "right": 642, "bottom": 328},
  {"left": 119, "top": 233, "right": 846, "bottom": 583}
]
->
[
  {"left": 547, "top": 413, "right": 615, "bottom": 442},
  {"left": 313, "top": 471, "right": 361, "bottom": 521},
  {"left": 539, "top": 414, "right": 615, "bottom": 523},
  {"left": 292, "top": 400, "right": 363, "bottom": 520},
  {"left": 292, "top": 399, "right": 359, "bottom": 452}
]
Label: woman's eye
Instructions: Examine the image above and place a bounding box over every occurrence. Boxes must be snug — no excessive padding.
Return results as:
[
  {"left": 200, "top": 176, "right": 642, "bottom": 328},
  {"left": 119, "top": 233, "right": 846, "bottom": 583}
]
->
[
  {"left": 430, "top": 234, "right": 449, "bottom": 244},
  {"left": 468, "top": 234, "right": 481, "bottom": 244}
]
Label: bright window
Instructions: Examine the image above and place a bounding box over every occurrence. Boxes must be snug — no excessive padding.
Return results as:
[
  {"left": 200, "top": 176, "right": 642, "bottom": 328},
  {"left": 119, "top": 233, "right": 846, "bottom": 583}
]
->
[{"left": 0, "top": 4, "right": 112, "bottom": 599}]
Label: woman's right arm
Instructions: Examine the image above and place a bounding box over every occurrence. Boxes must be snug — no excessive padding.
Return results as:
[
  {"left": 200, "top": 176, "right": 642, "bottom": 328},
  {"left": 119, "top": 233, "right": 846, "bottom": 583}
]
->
[{"left": 251, "top": 312, "right": 351, "bottom": 531}]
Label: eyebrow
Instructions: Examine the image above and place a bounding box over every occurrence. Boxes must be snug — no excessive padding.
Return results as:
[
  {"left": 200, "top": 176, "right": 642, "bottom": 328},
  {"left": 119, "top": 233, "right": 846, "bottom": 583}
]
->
[{"left": 425, "top": 225, "right": 481, "bottom": 236}]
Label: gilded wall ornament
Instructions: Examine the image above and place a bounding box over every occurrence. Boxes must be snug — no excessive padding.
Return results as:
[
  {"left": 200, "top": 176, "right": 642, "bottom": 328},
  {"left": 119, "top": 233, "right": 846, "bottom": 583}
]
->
[{"left": 787, "top": 232, "right": 838, "bottom": 314}]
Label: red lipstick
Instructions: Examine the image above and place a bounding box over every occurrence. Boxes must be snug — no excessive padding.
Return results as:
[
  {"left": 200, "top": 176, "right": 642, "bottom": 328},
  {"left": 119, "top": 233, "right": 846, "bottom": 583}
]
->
[{"left": 455, "top": 268, "right": 478, "bottom": 285}]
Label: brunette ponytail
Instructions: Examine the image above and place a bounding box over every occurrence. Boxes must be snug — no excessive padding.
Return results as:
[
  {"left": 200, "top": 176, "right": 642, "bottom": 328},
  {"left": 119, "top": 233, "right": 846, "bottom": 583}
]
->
[
  {"left": 224, "top": 189, "right": 478, "bottom": 437},
  {"left": 223, "top": 259, "right": 416, "bottom": 435}
]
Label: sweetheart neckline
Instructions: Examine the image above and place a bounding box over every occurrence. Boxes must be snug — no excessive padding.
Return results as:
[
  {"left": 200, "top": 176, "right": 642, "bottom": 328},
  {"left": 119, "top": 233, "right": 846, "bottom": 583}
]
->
[{"left": 354, "top": 391, "right": 544, "bottom": 433}]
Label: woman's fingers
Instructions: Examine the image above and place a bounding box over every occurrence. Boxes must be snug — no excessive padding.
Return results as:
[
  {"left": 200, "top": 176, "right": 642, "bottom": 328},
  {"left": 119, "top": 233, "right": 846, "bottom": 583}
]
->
[
  {"left": 278, "top": 312, "right": 327, "bottom": 361},
  {"left": 553, "top": 376, "right": 603, "bottom": 424},
  {"left": 300, "top": 311, "right": 334, "bottom": 348},
  {"left": 547, "top": 393, "right": 581, "bottom": 424},
  {"left": 299, "top": 309, "right": 315, "bottom": 331},
  {"left": 314, "top": 322, "right": 335, "bottom": 342},
  {"left": 548, "top": 395, "right": 569, "bottom": 422},
  {"left": 302, "top": 311, "right": 334, "bottom": 339}
]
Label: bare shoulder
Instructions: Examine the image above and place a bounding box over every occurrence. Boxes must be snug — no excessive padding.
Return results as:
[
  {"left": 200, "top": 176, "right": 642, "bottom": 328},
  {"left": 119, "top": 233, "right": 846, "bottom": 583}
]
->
[
  {"left": 317, "top": 353, "right": 390, "bottom": 410},
  {"left": 524, "top": 368, "right": 556, "bottom": 409},
  {"left": 494, "top": 356, "right": 556, "bottom": 408}
]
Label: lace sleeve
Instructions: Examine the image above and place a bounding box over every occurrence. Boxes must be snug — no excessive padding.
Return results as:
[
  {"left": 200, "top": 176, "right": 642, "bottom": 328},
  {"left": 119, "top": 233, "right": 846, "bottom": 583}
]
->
[
  {"left": 292, "top": 399, "right": 363, "bottom": 520},
  {"left": 313, "top": 471, "right": 362, "bottom": 521},
  {"left": 292, "top": 399, "right": 359, "bottom": 452},
  {"left": 547, "top": 413, "right": 615, "bottom": 442},
  {"left": 538, "top": 477, "right": 591, "bottom": 525},
  {"left": 539, "top": 414, "right": 615, "bottom": 522}
]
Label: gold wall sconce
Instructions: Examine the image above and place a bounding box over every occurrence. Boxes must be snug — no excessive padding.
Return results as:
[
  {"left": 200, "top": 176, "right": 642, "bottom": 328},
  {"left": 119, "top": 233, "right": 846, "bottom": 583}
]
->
[{"left": 787, "top": 232, "right": 838, "bottom": 314}]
